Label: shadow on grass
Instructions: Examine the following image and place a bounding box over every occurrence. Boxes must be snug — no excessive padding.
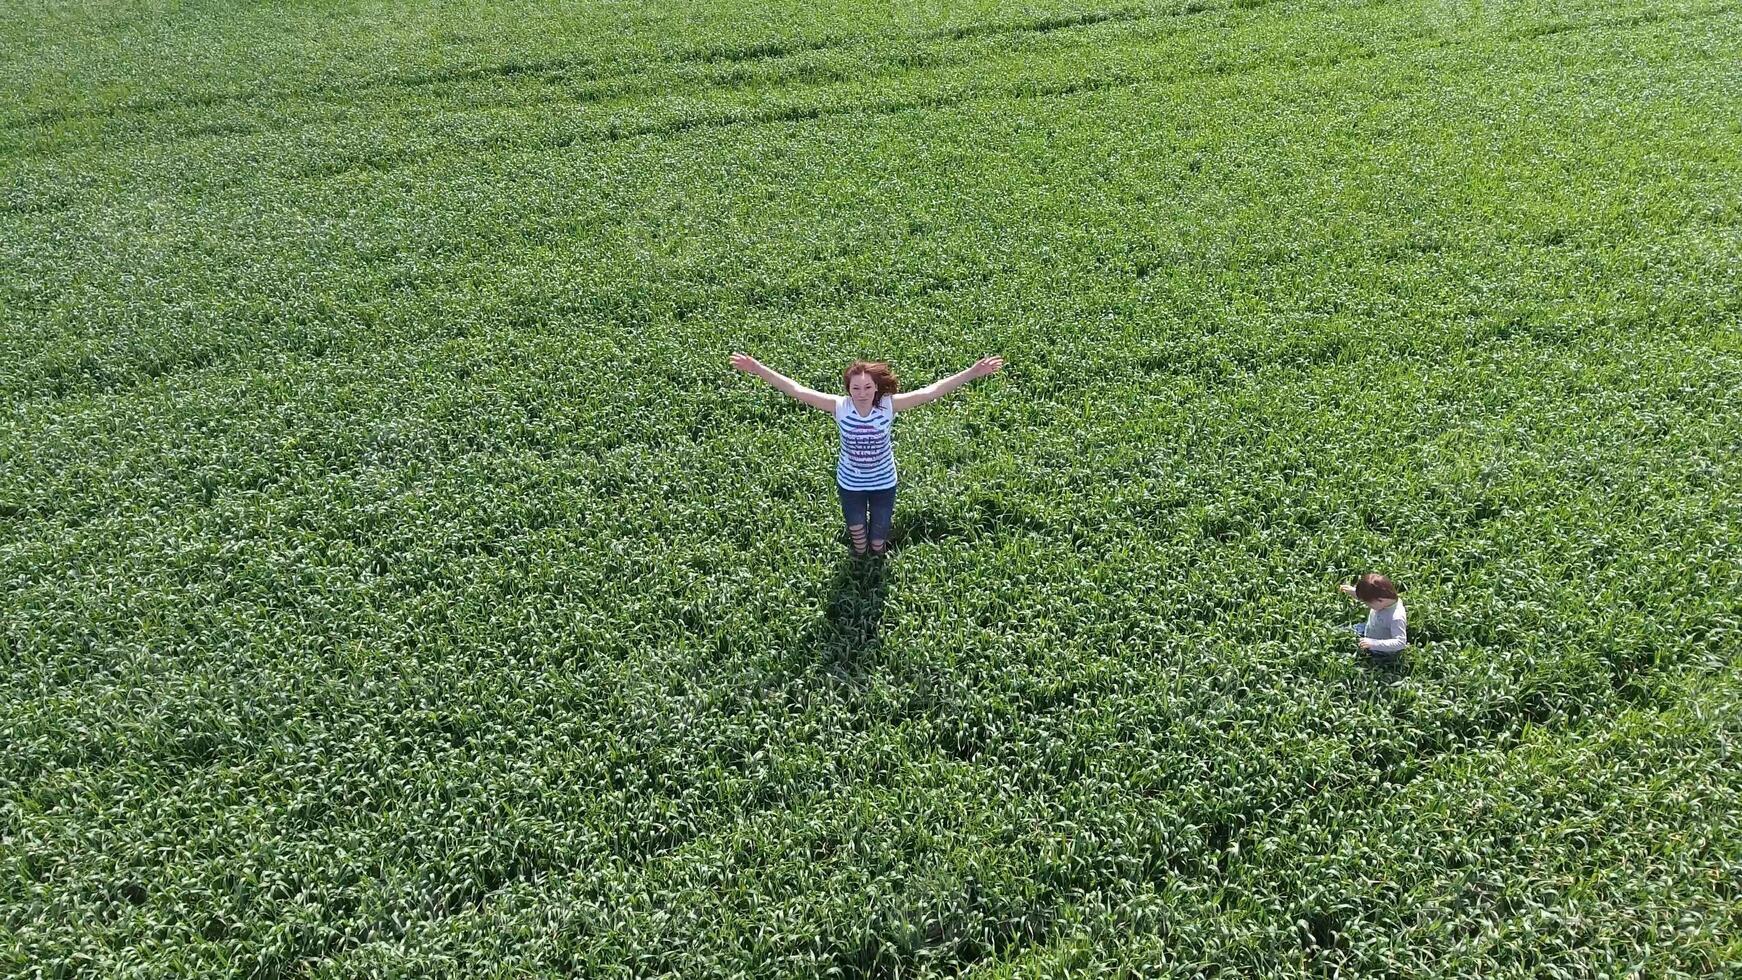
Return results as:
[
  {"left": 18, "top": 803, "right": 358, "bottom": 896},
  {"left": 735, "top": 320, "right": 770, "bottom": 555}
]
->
[
  {"left": 807, "top": 555, "right": 889, "bottom": 682},
  {"left": 1360, "top": 651, "right": 1411, "bottom": 682},
  {"left": 1330, "top": 639, "right": 1413, "bottom": 704},
  {"left": 803, "top": 503, "right": 1031, "bottom": 681}
]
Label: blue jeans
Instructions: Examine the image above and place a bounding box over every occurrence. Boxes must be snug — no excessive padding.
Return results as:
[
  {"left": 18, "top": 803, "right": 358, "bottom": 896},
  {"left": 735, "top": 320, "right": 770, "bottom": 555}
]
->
[{"left": 838, "top": 484, "right": 896, "bottom": 543}]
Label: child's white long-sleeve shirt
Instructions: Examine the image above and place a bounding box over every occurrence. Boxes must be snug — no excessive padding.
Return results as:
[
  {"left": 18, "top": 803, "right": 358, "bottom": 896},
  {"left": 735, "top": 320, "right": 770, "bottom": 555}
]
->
[{"left": 1364, "top": 599, "right": 1407, "bottom": 653}]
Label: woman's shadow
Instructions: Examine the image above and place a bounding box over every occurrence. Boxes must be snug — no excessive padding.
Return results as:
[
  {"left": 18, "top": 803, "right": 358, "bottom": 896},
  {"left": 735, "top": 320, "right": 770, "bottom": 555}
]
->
[
  {"left": 810, "top": 553, "right": 890, "bottom": 683},
  {"left": 800, "top": 507, "right": 989, "bottom": 681}
]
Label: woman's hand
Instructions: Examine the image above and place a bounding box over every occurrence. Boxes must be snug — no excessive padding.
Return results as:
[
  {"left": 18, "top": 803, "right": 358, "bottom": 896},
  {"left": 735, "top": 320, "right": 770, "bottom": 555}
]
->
[
  {"left": 1339, "top": 583, "right": 1357, "bottom": 598},
  {"left": 731, "top": 354, "right": 836, "bottom": 412},
  {"left": 1358, "top": 638, "right": 1374, "bottom": 651},
  {"left": 970, "top": 355, "right": 1005, "bottom": 379},
  {"left": 889, "top": 356, "right": 1003, "bottom": 411}
]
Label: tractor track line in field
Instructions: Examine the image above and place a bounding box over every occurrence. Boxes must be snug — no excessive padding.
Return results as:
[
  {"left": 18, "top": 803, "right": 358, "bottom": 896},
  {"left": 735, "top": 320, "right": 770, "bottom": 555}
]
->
[{"left": 0, "top": 5, "right": 1169, "bottom": 135}]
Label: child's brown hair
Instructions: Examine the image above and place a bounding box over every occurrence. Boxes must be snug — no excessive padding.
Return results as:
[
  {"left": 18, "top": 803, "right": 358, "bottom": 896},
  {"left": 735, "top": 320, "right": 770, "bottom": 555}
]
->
[
  {"left": 1354, "top": 573, "right": 1398, "bottom": 602},
  {"left": 844, "top": 361, "right": 899, "bottom": 403}
]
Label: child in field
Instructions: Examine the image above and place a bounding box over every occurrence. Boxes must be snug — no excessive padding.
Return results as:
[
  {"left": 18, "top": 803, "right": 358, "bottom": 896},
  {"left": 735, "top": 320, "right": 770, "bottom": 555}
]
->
[
  {"left": 729, "top": 352, "right": 1004, "bottom": 557},
  {"left": 1340, "top": 573, "right": 1407, "bottom": 657}
]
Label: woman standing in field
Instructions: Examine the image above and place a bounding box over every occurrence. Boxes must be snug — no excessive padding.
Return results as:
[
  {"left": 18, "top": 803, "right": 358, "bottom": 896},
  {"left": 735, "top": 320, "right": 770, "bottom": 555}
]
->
[{"left": 729, "top": 353, "right": 1005, "bottom": 557}]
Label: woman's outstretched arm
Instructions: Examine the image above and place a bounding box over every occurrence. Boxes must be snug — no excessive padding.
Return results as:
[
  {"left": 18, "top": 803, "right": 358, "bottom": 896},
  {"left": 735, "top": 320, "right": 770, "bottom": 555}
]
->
[
  {"left": 730, "top": 353, "right": 838, "bottom": 412},
  {"left": 891, "top": 356, "right": 1004, "bottom": 412}
]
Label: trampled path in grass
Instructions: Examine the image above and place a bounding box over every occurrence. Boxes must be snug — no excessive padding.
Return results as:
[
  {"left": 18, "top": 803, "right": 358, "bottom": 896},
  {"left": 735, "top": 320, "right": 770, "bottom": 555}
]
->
[{"left": 2, "top": 0, "right": 1739, "bottom": 975}]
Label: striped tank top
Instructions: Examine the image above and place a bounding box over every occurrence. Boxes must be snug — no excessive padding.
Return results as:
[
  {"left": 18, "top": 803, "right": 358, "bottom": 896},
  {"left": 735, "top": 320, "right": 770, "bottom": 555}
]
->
[{"left": 835, "top": 396, "right": 897, "bottom": 491}]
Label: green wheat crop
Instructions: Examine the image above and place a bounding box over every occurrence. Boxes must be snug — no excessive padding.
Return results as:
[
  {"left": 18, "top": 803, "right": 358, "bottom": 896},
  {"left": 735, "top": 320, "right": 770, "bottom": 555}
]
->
[{"left": 2, "top": 0, "right": 1739, "bottom": 975}]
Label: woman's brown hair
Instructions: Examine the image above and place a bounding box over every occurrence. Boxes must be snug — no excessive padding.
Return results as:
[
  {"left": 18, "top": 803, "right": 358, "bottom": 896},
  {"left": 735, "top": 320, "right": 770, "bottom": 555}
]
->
[
  {"left": 844, "top": 360, "right": 899, "bottom": 405},
  {"left": 1354, "top": 573, "right": 1398, "bottom": 601}
]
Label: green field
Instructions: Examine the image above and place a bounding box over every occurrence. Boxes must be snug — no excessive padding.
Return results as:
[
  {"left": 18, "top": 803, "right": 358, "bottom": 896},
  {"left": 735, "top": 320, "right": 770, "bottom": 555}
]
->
[{"left": 4, "top": 0, "right": 1741, "bottom": 975}]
